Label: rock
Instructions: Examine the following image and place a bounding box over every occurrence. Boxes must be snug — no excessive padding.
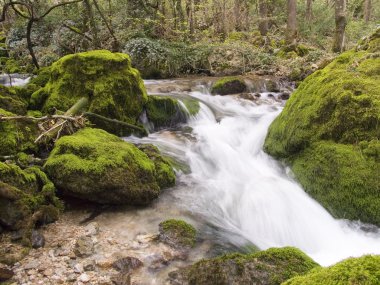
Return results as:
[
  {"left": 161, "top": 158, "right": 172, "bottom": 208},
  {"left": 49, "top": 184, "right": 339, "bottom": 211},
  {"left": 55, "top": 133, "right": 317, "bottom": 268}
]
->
[
  {"left": 0, "top": 163, "right": 61, "bottom": 232},
  {"left": 84, "top": 222, "right": 99, "bottom": 236},
  {"left": 31, "top": 230, "right": 45, "bottom": 249},
  {"left": 45, "top": 128, "right": 175, "bottom": 205},
  {"left": 24, "top": 260, "right": 40, "bottom": 270},
  {"left": 112, "top": 257, "right": 143, "bottom": 273},
  {"left": 30, "top": 50, "right": 148, "bottom": 137},
  {"left": 78, "top": 273, "right": 90, "bottom": 283},
  {"left": 74, "top": 236, "right": 94, "bottom": 257},
  {"left": 83, "top": 259, "right": 96, "bottom": 271},
  {"left": 284, "top": 255, "right": 380, "bottom": 285},
  {"left": 267, "top": 93, "right": 275, "bottom": 99},
  {"left": 265, "top": 79, "right": 280, "bottom": 92},
  {"left": 158, "top": 219, "right": 196, "bottom": 249},
  {"left": 145, "top": 96, "right": 188, "bottom": 130},
  {"left": 74, "top": 263, "right": 84, "bottom": 273},
  {"left": 279, "top": 91, "right": 291, "bottom": 100},
  {"left": 264, "top": 28, "right": 380, "bottom": 225},
  {"left": 211, "top": 77, "right": 247, "bottom": 95},
  {"left": 170, "top": 247, "right": 319, "bottom": 285},
  {"left": 111, "top": 273, "right": 131, "bottom": 285},
  {"left": 0, "top": 265, "right": 14, "bottom": 281}
]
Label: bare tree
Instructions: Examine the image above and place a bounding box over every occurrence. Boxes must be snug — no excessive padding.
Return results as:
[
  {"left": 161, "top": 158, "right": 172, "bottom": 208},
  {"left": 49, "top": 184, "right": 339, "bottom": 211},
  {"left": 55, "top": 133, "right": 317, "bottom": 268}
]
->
[
  {"left": 286, "top": 0, "right": 297, "bottom": 47},
  {"left": 363, "top": 0, "right": 371, "bottom": 23},
  {"left": 306, "top": 0, "right": 313, "bottom": 22},
  {"left": 258, "top": 0, "right": 268, "bottom": 36},
  {"left": 332, "top": 0, "right": 346, "bottom": 52}
]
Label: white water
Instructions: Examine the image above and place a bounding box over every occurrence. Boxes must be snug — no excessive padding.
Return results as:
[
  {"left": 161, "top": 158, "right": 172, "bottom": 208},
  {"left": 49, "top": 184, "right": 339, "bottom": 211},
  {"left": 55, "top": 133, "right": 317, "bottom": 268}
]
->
[{"left": 132, "top": 83, "right": 380, "bottom": 267}]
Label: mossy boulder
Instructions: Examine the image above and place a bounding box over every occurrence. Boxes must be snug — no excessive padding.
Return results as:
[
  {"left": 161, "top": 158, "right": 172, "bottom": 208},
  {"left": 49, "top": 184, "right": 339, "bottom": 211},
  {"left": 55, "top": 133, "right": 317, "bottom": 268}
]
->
[
  {"left": 0, "top": 85, "right": 28, "bottom": 115},
  {"left": 264, "top": 28, "right": 380, "bottom": 225},
  {"left": 0, "top": 108, "right": 38, "bottom": 156},
  {"left": 158, "top": 219, "right": 196, "bottom": 249},
  {"left": 30, "top": 50, "right": 148, "bottom": 133},
  {"left": 211, "top": 77, "right": 247, "bottom": 95},
  {"left": 145, "top": 96, "right": 188, "bottom": 130},
  {"left": 44, "top": 128, "right": 175, "bottom": 205},
  {"left": 0, "top": 162, "right": 61, "bottom": 232},
  {"left": 283, "top": 255, "right": 380, "bottom": 285},
  {"left": 171, "top": 247, "right": 319, "bottom": 285}
]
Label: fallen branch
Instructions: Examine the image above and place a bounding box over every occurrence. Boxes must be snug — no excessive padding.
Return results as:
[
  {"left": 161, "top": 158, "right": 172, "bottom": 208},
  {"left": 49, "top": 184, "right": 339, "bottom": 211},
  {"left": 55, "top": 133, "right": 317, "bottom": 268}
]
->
[
  {"left": 84, "top": 112, "right": 146, "bottom": 133},
  {"left": 0, "top": 114, "right": 81, "bottom": 122}
]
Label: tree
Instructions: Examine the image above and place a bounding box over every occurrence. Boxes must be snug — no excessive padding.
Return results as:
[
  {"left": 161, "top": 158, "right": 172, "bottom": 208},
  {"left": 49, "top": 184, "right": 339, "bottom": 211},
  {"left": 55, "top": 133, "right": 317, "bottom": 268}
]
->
[
  {"left": 286, "top": 0, "right": 297, "bottom": 46},
  {"left": 363, "top": 0, "right": 371, "bottom": 23},
  {"left": 258, "top": 0, "right": 268, "bottom": 36},
  {"left": 332, "top": 0, "right": 346, "bottom": 52},
  {"left": 306, "top": 0, "right": 313, "bottom": 22}
]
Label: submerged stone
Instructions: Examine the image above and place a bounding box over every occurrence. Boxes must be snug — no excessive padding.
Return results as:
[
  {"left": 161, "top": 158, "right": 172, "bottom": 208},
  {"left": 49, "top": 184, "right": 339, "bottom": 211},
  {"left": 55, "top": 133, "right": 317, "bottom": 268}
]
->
[
  {"left": 44, "top": 128, "right": 175, "bottom": 205},
  {"left": 264, "top": 28, "right": 380, "bottom": 225}
]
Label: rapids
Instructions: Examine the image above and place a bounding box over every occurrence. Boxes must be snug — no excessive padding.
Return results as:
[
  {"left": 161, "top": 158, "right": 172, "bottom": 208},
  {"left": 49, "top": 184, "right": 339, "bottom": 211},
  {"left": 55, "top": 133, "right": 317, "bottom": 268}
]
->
[{"left": 126, "top": 79, "right": 380, "bottom": 267}]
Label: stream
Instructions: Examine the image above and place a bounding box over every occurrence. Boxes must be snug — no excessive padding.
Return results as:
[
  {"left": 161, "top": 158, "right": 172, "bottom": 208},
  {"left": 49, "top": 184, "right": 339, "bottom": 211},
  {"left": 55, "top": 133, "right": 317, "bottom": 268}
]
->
[{"left": 121, "top": 78, "right": 380, "bottom": 268}]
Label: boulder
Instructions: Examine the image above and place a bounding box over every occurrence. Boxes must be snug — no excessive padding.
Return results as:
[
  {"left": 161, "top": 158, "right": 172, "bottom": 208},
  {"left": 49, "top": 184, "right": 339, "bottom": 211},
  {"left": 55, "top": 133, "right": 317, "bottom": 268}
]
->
[
  {"left": 158, "top": 219, "right": 196, "bottom": 249},
  {"left": 170, "top": 247, "right": 319, "bottom": 285},
  {"left": 30, "top": 50, "right": 148, "bottom": 135},
  {"left": 112, "top": 257, "right": 143, "bottom": 273},
  {"left": 0, "top": 162, "right": 61, "bottom": 232},
  {"left": 211, "top": 77, "right": 247, "bottom": 95},
  {"left": 44, "top": 128, "right": 175, "bottom": 205},
  {"left": 284, "top": 255, "right": 380, "bottom": 285},
  {"left": 264, "top": 28, "right": 380, "bottom": 225}
]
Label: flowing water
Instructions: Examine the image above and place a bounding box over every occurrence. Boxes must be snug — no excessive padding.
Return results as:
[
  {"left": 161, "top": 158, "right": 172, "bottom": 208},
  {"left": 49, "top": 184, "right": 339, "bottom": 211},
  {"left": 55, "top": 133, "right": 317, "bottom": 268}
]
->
[{"left": 124, "top": 79, "right": 380, "bottom": 268}]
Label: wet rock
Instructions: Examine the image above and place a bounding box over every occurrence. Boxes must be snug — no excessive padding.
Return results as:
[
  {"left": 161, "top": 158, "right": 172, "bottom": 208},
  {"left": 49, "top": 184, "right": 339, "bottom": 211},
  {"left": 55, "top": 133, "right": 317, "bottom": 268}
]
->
[
  {"left": 253, "top": 93, "right": 261, "bottom": 98},
  {"left": 0, "top": 264, "right": 14, "bottom": 281},
  {"left": 265, "top": 79, "right": 280, "bottom": 92},
  {"left": 84, "top": 222, "right": 99, "bottom": 236},
  {"left": 279, "top": 91, "right": 291, "bottom": 100},
  {"left": 31, "top": 230, "right": 45, "bottom": 248},
  {"left": 74, "top": 236, "right": 94, "bottom": 257},
  {"left": 159, "top": 219, "right": 197, "bottom": 249},
  {"left": 267, "top": 93, "right": 275, "bottom": 99},
  {"left": 112, "top": 257, "right": 143, "bottom": 273},
  {"left": 111, "top": 273, "right": 131, "bottom": 285},
  {"left": 211, "top": 77, "right": 247, "bottom": 95}
]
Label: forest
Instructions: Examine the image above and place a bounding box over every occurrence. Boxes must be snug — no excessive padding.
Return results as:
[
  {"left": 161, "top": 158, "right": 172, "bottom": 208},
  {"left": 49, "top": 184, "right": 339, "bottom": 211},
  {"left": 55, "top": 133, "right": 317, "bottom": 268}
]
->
[{"left": 0, "top": 0, "right": 379, "bottom": 284}]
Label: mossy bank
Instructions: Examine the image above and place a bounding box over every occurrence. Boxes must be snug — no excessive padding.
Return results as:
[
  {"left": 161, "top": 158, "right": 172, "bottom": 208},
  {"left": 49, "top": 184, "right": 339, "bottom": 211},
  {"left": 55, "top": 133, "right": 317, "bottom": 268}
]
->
[{"left": 264, "top": 28, "right": 380, "bottom": 225}]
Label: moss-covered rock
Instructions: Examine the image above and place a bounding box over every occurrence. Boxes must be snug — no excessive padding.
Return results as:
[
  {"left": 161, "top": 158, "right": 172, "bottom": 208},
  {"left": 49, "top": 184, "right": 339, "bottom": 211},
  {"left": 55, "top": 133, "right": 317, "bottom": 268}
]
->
[
  {"left": 30, "top": 50, "right": 148, "bottom": 132},
  {"left": 44, "top": 128, "right": 175, "bottom": 205},
  {"left": 137, "top": 144, "right": 175, "bottom": 189},
  {"left": 0, "top": 162, "right": 61, "bottom": 232},
  {"left": 283, "top": 255, "right": 380, "bottom": 285},
  {"left": 264, "top": 28, "right": 380, "bottom": 225},
  {"left": 0, "top": 108, "right": 38, "bottom": 156},
  {"left": 171, "top": 247, "right": 319, "bottom": 285},
  {"left": 159, "top": 219, "right": 196, "bottom": 249},
  {"left": 211, "top": 77, "right": 247, "bottom": 95},
  {"left": 145, "top": 95, "right": 188, "bottom": 130},
  {"left": 0, "top": 85, "right": 28, "bottom": 115}
]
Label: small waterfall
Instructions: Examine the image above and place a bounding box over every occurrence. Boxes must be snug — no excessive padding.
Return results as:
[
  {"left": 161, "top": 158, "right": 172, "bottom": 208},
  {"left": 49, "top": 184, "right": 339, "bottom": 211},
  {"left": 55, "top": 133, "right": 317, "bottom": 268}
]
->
[
  {"left": 0, "top": 73, "right": 31, "bottom": 87},
  {"left": 129, "top": 79, "right": 380, "bottom": 266}
]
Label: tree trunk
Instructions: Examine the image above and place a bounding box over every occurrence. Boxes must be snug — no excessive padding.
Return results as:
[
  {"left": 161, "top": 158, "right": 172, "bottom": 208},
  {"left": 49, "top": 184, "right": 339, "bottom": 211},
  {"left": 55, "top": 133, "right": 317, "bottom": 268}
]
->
[
  {"left": 363, "top": 0, "right": 371, "bottom": 23},
  {"left": 26, "top": 18, "right": 39, "bottom": 69},
  {"left": 186, "top": 0, "right": 194, "bottom": 35},
  {"left": 258, "top": 0, "right": 268, "bottom": 36},
  {"left": 306, "top": 0, "right": 313, "bottom": 22},
  {"left": 332, "top": 0, "right": 346, "bottom": 53},
  {"left": 286, "top": 0, "right": 297, "bottom": 47},
  {"left": 83, "top": 0, "right": 100, "bottom": 49}
]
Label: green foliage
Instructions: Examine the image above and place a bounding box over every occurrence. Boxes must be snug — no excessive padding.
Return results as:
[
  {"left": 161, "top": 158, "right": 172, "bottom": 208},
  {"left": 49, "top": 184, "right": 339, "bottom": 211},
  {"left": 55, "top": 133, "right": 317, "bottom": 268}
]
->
[
  {"left": 264, "top": 29, "right": 380, "bottom": 225},
  {"left": 283, "top": 255, "right": 380, "bottom": 285},
  {"left": 184, "top": 247, "right": 319, "bottom": 285}
]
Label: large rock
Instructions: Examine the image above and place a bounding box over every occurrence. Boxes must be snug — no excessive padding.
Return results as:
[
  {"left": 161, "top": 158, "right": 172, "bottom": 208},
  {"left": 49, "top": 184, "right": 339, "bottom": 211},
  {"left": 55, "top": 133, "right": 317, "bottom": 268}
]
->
[
  {"left": 44, "top": 128, "right": 175, "bottom": 205},
  {"left": 170, "top": 247, "right": 319, "bottom": 285},
  {"left": 264, "top": 28, "right": 380, "bottom": 225},
  {"left": 0, "top": 162, "right": 61, "bottom": 232},
  {"left": 30, "top": 50, "right": 148, "bottom": 134},
  {"left": 211, "top": 77, "right": 247, "bottom": 95},
  {"left": 158, "top": 219, "right": 196, "bottom": 249},
  {"left": 284, "top": 255, "right": 380, "bottom": 285}
]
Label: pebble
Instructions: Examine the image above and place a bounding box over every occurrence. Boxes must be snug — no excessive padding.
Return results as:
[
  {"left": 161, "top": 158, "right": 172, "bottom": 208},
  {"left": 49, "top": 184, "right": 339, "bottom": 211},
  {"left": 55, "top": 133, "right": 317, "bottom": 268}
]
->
[
  {"left": 79, "top": 273, "right": 90, "bottom": 283},
  {"left": 31, "top": 230, "right": 45, "bottom": 249}
]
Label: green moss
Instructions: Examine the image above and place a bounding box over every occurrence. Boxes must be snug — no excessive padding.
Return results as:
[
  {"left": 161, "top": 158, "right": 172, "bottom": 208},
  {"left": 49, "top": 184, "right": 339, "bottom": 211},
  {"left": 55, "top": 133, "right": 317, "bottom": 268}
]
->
[
  {"left": 44, "top": 128, "right": 171, "bottom": 205},
  {"left": 31, "top": 50, "right": 148, "bottom": 128},
  {"left": 283, "top": 255, "right": 380, "bottom": 285},
  {"left": 137, "top": 144, "right": 176, "bottom": 189},
  {"left": 0, "top": 108, "right": 38, "bottom": 156},
  {"left": 145, "top": 95, "right": 187, "bottom": 129},
  {"left": 264, "top": 29, "right": 380, "bottom": 225},
  {"left": 29, "top": 66, "right": 51, "bottom": 88},
  {"left": 181, "top": 98, "right": 200, "bottom": 116},
  {"left": 0, "top": 85, "right": 28, "bottom": 114},
  {"left": 0, "top": 162, "right": 61, "bottom": 231},
  {"left": 159, "top": 219, "right": 196, "bottom": 248},
  {"left": 184, "top": 247, "right": 319, "bottom": 285},
  {"left": 211, "top": 77, "right": 247, "bottom": 95}
]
